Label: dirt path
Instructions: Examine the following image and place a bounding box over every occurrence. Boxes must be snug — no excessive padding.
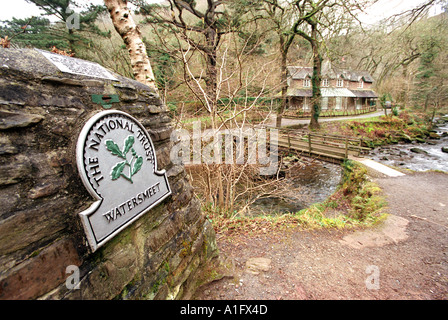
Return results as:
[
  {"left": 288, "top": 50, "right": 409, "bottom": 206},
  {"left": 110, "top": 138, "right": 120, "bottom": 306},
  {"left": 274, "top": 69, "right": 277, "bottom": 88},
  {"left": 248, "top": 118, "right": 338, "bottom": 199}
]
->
[{"left": 193, "top": 171, "right": 448, "bottom": 300}]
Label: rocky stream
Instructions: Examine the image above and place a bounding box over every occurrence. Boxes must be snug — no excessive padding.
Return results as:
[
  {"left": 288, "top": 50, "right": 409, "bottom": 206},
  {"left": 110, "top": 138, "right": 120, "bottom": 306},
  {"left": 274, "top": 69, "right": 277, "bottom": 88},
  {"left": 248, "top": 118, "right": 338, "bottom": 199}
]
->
[
  {"left": 249, "top": 116, "right": 448, "bottom": 216},
  {"left": 369, "top": 119, "right": 448, "bottom": 172}
]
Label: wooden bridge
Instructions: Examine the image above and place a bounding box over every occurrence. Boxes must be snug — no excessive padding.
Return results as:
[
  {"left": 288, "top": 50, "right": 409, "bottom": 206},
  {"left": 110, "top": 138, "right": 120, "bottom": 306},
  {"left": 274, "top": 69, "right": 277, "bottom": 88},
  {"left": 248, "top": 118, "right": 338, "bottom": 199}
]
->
[{"left": 267, "top": 127, "right": 371, "bottom": 163}]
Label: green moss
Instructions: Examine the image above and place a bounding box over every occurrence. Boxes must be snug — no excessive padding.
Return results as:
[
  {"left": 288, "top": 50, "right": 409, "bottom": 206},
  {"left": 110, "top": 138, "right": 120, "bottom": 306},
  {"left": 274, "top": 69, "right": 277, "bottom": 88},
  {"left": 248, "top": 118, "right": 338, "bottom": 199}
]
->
[
  {"left": 99, "top": 267, "right": 109, "bottom": 280},
  {"left": 152, "top": 280, "right": 162, "bottom": 294},
  {"left": 114, "top": 273, "right": 142, "bottom": 300},
  {"left": 179, "top": 240, "right": 193, "bottom": 258},
  {"left": 29, "top": 249, "right": 42, "bottom": 258},
  {"left": 164, "top": 260, "right": 170, "bottom": 274}
]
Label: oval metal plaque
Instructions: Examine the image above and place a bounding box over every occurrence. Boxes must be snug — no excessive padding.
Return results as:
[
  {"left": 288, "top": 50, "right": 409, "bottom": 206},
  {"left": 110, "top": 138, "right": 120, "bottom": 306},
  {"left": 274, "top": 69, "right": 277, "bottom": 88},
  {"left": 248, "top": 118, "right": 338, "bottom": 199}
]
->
[{"left": 76, "top": 110, "right": 171, "bottom": 251}]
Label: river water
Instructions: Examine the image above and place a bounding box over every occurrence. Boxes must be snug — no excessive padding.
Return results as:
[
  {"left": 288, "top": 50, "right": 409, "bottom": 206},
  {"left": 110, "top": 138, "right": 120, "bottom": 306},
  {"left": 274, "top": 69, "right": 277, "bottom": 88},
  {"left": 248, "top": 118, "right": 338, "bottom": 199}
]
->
[
  {"left": 368, "top": 121, "right": 448, "bottom": 172},
  {"left": 249, "top": 159, "right": 343, "bottom": 215}
]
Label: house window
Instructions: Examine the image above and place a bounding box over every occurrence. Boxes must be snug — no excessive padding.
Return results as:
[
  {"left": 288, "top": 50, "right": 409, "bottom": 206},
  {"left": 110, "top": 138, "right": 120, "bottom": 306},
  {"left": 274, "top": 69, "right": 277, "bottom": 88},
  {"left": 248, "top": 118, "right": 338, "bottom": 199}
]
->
[
  {"left": 358, "top": 80, "right": 364, "bottom": 88},
  {"left": 321, "top": 79, "right": 329, "bottom": 87},
  {"left": 337, "top": 79, "right": 344, "bottom": 87},
  {"left": 304, "top": 79, "right": 311, "bottom": 87}
]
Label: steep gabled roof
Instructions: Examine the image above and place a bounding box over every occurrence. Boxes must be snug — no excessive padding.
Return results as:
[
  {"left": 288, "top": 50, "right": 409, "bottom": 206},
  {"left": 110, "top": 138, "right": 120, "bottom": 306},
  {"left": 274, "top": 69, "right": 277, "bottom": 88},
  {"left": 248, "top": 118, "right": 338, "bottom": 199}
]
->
[
  {"left": 288, "top": 64, "right": 375, "bottom": 83},
  {"left": 347, "top": 71, "right": 374, "bottom": 83},
  {"left": 287, "top": 66, "right": 313, "bottom": 80},
  {"left": 333, "top": 68, "right": 374, "bottom": 83}
]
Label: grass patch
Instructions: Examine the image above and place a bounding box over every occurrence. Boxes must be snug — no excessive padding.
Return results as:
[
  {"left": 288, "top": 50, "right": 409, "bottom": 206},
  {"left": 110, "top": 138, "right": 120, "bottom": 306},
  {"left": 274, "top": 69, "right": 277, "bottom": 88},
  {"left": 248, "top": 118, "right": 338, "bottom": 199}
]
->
[
  {"left": 319, "top": 111, "right": 432, "bottom": 147},
  {"left": 335, "top": 115, "right": 384, "bottom": 123},
  {"left": 206, "top": 159, "right": 388, "bottom": 237}
]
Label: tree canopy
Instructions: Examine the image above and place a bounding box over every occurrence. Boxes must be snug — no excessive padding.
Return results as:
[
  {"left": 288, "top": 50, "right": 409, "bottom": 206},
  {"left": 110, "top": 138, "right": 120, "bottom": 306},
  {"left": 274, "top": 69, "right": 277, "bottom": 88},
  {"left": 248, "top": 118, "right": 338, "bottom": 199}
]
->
[{"left": 0, "top": 0, "right": 446, "bottom": 114}]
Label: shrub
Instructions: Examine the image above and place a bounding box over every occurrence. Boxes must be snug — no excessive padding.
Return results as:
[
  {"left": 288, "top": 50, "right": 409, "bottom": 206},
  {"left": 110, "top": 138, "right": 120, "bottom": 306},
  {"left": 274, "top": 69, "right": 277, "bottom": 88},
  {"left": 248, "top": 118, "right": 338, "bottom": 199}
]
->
[
  {"left": 341, "top": 159, "right": 368, "bottom": 196},
  {"left": 339, "top": 160, "right": 386, "bottom": 222},
  {"left": 392, "top": 108, "right": 399, "bottom": 116}
]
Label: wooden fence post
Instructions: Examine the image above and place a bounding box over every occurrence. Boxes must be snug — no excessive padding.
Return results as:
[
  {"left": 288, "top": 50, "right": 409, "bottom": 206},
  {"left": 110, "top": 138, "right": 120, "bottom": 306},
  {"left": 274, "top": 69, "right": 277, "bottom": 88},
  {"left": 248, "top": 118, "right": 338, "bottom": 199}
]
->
[
  {"left": 345, "top": 137, "right": 349, "bottom": 158},
  {"left": 359, "top": 138, "right": 363, "bottom": 156},
  {"left": 308, "top": 133, "right": 312, "bottom": 153},
  {"left": 288, "top": 131, "right": 291, "bottom": 151}
]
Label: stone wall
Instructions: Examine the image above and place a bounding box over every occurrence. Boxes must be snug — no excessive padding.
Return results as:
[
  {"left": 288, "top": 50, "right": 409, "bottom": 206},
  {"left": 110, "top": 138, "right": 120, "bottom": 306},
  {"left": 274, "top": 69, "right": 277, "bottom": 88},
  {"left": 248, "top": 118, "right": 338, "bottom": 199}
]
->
[{"left": 0, "top": 48, "right": 218, "bottom": 300}]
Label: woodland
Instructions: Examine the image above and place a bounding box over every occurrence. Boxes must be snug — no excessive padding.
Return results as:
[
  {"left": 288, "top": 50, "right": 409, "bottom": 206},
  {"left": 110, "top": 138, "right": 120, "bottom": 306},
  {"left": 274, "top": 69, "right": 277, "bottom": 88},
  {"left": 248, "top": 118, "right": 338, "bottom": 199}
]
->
[{"left": 1, "top": 1, "right": 447, "bottom": 121}]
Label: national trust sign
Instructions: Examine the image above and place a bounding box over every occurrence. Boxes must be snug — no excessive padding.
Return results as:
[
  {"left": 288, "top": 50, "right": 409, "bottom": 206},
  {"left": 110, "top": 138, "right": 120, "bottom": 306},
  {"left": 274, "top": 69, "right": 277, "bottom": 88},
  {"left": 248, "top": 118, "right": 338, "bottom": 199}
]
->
[{"left": 76, "top": 110, "right": 171, "bottom": 251}]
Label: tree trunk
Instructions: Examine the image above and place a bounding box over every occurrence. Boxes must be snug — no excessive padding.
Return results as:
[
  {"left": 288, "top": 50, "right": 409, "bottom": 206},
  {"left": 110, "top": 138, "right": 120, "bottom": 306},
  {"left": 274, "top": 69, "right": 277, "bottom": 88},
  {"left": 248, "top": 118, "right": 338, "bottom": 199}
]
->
[
  {"left": 104, "top": 0, "right": 157, "bottom": 90},
  {"left": 276, "top": 50, "right": 288, "bottom": 128},
  {"left": 424, "top": 94, "right": 429, "bottom": 112},
  {"left": 68, "top": 28, "right": 76, "bottom": 55},
  {"left": 205, "top": 49, "right": 218, "bottom": 115},
  {"left": 401, "top": 63, "right": 409, "bottom": 108},
  {"left": 205, "top": 26, "right": 220, "bottom": 116},
  {"left": 309, "top": 25, "right": 322, "bottom": 130},
  {"left": 430, "top": 102, "right": 437, "bottom": 125}
]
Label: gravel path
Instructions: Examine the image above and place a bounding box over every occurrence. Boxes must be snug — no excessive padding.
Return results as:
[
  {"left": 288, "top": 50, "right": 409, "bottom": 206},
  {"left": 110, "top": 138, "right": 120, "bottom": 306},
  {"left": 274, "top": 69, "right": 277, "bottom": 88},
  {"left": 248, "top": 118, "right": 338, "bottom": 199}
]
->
[{"left": 270, "top": 110, "right": 386, "bottom": 127}]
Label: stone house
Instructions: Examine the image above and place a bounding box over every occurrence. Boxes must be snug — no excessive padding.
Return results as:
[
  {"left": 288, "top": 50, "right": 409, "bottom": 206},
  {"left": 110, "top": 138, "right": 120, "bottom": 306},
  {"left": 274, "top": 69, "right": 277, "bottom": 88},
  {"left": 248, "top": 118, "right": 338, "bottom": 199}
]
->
[{"left": 286, "top": 65, "right": 378, "bottom": 112}]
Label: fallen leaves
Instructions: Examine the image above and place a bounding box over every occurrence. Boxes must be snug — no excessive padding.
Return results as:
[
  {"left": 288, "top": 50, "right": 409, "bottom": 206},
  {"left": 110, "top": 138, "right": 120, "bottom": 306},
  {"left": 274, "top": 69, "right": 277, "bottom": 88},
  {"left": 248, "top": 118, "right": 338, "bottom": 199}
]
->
[
  {"left": 210, "top": 213, "right": 308, "bottom": 240},
  {"left": 0, "top": 36, "right": 10, "bottom": 48},
  {"left": 51, "top": 46, "right": 75, "bottom": 57}
]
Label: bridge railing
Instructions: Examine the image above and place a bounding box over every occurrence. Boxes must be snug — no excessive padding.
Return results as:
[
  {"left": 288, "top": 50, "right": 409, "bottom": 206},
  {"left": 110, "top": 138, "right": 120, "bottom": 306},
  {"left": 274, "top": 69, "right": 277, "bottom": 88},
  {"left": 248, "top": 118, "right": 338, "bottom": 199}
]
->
[{"left": 262, "top": 126, "right": 371, "bottom": 160}]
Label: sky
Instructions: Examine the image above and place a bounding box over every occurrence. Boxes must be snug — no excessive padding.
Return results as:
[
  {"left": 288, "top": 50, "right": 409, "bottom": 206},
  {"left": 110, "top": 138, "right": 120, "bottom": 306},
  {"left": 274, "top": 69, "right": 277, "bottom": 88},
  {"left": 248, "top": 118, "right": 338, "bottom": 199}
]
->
[
  {"left": 0, "top": 0, "right": 160, "bottom": 21},
  {"left": 0, "top": 0, "right": 443, "bottom": 24},
  {"left": 358, "top": 0, "right": 443, "bottom": 25}
]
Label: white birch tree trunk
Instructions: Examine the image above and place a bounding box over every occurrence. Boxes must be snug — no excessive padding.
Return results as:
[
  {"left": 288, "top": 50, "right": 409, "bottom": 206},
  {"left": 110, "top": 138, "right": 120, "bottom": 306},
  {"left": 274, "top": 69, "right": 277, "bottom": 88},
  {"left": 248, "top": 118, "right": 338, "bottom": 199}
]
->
[{"left": 104, "top": 0, "right": 156, "bottom": 90}]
